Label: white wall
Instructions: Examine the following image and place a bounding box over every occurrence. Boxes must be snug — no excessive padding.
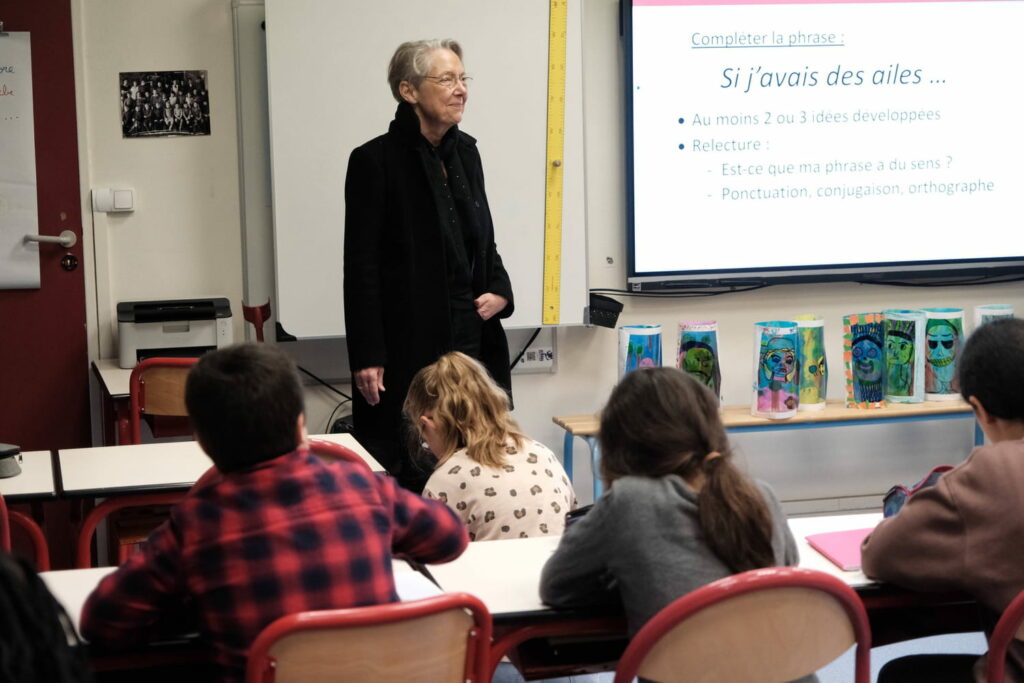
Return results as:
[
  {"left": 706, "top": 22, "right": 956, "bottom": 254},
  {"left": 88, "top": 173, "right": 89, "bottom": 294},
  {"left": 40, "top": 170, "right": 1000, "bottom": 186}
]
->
[
  {"left": 74, "top": 0, "right": 245, "bottom": 361},
  {"left": 74, "top": 0, "right": 1024, "bottom": 510}
]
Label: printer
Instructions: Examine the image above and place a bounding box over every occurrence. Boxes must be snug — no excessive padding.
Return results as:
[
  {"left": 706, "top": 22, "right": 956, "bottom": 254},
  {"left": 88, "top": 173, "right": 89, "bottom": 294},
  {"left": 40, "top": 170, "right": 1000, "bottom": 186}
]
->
[{"left": 118, "top": 298, "right": 233, "bottom": 368}]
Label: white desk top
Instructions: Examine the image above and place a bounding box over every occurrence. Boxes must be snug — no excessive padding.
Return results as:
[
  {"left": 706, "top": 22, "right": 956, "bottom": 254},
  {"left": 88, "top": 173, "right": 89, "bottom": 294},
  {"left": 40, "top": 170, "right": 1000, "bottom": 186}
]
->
[
  {"left": 428, "top": 513, "right": 884, "bottom": 618},
  {"left": 39, "top": 512, "right": 883, "bottom": 639},
  {"left": 58, "top": 433, "right": 383, "bottom": 496},
  {"left": 92, "top": 358, "right": 131, "bottom": 398},
  {"left": 0, "top": 450, "right": 56, "bottom": 500},
  {"left": 41, "top": 561, "right": 437, "bottom": 639}
]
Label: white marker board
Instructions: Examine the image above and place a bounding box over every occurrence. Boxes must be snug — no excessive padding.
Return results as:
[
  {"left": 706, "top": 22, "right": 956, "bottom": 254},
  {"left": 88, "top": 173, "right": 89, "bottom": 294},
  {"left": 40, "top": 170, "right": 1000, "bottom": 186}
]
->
[{"left": 263, "top": 0, "right": 587, "bottom": 338}]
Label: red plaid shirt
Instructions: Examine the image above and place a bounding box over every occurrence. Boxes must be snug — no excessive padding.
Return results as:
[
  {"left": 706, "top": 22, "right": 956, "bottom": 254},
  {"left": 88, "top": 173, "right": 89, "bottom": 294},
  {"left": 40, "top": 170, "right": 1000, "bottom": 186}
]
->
[{"left": 80, "top": 448, "right": 468, "bottom": 681}]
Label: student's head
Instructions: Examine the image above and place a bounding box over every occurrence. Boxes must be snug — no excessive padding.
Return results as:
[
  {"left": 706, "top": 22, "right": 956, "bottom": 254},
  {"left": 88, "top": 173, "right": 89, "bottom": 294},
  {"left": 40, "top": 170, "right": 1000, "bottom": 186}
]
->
[
  {"left": 599, "top": 367, "right": 775, "bottom": 573},
  {"left": 0, "top": 552, "right": 91, "bottom": 683},
  {"left": 185, "top": 343, "right": 305, "bottom": 472},
  {"left": 404, "top": 352, "right": 524, "bottom": 468},
  {"left": 959, "top": 318, "right": 1024, "bottom": 428}
]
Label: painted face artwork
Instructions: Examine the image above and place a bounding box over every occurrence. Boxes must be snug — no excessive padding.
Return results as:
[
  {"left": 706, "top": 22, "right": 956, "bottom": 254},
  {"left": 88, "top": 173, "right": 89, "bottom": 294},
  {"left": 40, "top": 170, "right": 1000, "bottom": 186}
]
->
[
  {"left": 925, "top": 319, "right": 961, "bottom": 394},
  {"left": 849, "top": 321, "right": 885, "bottom": 403},
  {"left": 677, "top": 323, "right": 722, "bottom": 397},
  {"left": 884, "top": 324, "right": 915, "bottom": 397},
  {"left": 798, "top": 325, "right": 827, "bottom": 406},
  {"left": 681, "top": 345, "right": 716, "bottom": 386},
  {"left": 761, "top": 337, "right": 796, "bottom": 384}
]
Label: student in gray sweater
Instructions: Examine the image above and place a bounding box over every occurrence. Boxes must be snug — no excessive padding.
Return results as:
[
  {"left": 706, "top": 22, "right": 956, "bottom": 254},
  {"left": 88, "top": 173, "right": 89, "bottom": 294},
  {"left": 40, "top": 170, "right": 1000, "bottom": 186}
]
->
[{"left": 539, "top": 367, "right": 802, "bottom": 665}]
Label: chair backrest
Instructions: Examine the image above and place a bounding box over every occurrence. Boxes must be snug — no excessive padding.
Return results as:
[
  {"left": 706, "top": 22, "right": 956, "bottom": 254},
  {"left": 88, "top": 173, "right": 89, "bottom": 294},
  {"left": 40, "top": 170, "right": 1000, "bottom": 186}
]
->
[
  {"left": 1, "top": 494, "right": 51, "bottom": 570},
  {"left": 613, "top": 567, "right": 871, "bottom": 683},
  {"left": 0, "top": 493, "right": 9, "bottom": 550},
  {"left": 987, "top": 587, "right": 1024, "bottom": 682},
  {"left": 75, "top": 491, "right": 186, "bottom": 568},
  {"left": 129, "top": 357, "right": 197, "bottom": 444},
  {"left": 245, "top": 592, "right": 492, "bottom": 683}
]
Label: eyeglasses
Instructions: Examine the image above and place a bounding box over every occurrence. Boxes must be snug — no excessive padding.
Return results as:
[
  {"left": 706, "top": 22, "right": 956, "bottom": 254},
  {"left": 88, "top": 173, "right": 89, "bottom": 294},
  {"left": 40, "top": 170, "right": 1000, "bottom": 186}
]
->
[
  {"left": 882, "top": 464, "right": 953, "bottom": 517},
  {"left": 423, "top": 73, "right": 472, "bottom": 89}
]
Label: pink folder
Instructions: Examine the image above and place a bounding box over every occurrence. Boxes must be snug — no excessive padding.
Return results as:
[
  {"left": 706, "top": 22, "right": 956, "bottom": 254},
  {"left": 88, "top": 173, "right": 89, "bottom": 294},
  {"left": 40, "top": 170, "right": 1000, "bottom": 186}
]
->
[{"left": 805, "top": 527, "right": 875, "bottom": 571}]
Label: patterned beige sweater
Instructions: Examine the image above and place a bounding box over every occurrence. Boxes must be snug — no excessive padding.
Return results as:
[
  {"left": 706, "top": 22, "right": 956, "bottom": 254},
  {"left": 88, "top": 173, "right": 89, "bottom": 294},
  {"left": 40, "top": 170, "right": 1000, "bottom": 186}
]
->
[{"left": 423, "top": 438, "right": 576, "bottom": 541}]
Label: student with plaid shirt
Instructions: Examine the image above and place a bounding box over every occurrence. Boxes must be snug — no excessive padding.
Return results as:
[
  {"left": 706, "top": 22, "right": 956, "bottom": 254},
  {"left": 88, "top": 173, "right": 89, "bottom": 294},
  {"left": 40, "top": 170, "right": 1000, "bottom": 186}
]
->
[{"left": 80, "top": 343, "right": 469, "bottom": 681}]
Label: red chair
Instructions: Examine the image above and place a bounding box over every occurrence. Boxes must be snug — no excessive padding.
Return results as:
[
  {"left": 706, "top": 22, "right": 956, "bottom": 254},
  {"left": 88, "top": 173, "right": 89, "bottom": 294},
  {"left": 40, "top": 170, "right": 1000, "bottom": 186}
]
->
[
  {"left": 245, "top": 592, "right": 492, "bottom": 683},
  {"left": 0, "top": 493, "right": 51, "bottom": 571},
  {"left": 129, "top": 357, "right": 198, "bottom": 444},
  {"left": 613, "top": 567, "right": 871, "bottom": 683},
  {"left": 243, "top": 300, "right": 272, "bottom": 342},
  {"left": 987, "top": 587, "right": 1024, "bottom": 682},
  {"left": 75, "top": 492, "right": 186, "bottom": 568}
]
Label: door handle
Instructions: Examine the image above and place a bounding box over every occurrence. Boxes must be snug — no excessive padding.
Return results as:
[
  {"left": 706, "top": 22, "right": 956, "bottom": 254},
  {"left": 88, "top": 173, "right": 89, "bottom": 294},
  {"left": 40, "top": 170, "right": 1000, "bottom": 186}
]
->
[{"left": 24, "top": 230, "right": 77, "bottom": 249}]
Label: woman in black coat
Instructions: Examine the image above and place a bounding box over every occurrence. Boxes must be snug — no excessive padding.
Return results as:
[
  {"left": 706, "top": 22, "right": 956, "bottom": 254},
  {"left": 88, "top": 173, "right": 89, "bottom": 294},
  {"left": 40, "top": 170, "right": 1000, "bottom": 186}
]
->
[{"left": 344, "top": 38, "right": 514, "bottom": 491}]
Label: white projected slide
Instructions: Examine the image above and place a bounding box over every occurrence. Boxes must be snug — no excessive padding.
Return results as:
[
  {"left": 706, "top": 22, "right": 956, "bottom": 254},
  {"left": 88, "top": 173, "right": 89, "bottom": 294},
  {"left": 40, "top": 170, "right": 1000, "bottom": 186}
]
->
[{"left": 630, "top": 0, "right": 1024, "bottom": 278}]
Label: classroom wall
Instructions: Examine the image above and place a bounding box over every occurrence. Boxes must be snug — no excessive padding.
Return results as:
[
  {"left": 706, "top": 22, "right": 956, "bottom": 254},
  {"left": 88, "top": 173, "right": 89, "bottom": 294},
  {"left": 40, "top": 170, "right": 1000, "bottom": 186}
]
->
[
  {"left": 74, "top": 0, "right": 1024, "bottom": 509},
  {"left": 73, "top": 0, "right": 246, "bottom": 361}
]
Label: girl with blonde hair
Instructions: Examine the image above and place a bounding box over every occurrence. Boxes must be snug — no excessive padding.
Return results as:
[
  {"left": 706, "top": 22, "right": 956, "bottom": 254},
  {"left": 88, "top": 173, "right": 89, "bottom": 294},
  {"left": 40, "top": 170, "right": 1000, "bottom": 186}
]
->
[{"left": 405, "top": 352, "right": 575, "bottom": 541}]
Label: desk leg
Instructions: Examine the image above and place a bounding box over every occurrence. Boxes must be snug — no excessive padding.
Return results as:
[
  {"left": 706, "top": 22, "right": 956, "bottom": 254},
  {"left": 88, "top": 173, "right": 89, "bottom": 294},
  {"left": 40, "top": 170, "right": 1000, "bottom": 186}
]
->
[
  {"left": 115, "top": 400, "right": 131, "bottom": 446},
  {"left": 562, "top": 431, "right": 574, "bottom": 483},
  {"left": 588, "top": 436, "right": 603, "bottom": 500}
]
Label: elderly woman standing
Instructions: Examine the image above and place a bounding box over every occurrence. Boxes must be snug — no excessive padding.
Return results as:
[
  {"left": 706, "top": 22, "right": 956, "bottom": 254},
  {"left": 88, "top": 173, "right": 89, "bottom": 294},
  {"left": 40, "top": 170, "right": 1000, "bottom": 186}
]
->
[{"left": 344, "top": 39, "right": 514, "bottom": 491}]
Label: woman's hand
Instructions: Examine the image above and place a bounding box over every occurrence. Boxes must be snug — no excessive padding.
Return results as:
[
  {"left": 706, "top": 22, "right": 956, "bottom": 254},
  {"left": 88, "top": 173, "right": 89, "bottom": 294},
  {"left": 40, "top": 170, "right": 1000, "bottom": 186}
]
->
[
  {"left": 474, "top": 293, "right": 508, "bottom": 321},
  {"left": 354, "top": 366, "right": 385, "bottom": 405}
]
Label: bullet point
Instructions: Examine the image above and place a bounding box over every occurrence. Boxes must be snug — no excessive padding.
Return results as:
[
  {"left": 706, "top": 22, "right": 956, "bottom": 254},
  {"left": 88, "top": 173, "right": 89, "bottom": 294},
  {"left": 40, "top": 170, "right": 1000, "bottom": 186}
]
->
[
  {"left": 678, "top": 143, "right": 685, "bottom": 150},
  {"left": 678, "top": 117, "right": 685, "bottom": 124}
]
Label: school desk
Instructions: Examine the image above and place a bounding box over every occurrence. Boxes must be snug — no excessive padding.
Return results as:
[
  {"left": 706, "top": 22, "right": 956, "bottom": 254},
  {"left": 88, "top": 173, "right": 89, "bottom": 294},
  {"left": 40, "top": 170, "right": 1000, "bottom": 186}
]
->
[
  {"left": 0, "top": 450, "right": 57, "bottom": 501},
  {"left": 91, "top": 359, "right": 133, "bottom": 446},
  {"left": 555, "top": 399, "right": 981, "bottom": 499},
  {"left": 37, "top": 513, "right": 982, "bottom": 678},
  {"left": 428, "top": 511, "right": 980, "bottom": 677},
  {"left": 57, "top": 434, "right": 383, "bottom": 497},
  {"left": 39, "top": 560, "right": 441, "bottom": 674}
]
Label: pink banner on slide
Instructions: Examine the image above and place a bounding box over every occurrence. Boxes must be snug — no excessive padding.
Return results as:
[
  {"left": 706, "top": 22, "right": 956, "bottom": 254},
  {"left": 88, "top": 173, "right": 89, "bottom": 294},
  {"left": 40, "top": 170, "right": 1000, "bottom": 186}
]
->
[{"left": 634, "top": 0, "right": 1006, "bottom": 5}]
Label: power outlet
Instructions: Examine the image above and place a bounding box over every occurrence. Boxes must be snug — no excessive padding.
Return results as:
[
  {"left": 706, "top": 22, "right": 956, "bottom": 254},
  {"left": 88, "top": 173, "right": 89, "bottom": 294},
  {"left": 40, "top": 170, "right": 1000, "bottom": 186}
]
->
[{"left": 510, "top": 328, "right": 557, "bottom": 374}]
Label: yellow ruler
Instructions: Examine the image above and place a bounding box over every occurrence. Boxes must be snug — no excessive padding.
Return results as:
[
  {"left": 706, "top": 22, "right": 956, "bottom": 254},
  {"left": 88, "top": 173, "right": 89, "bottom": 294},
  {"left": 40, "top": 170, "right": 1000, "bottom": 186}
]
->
[{"left": 542, "top": 0, "right": 568, "bottom": 325}]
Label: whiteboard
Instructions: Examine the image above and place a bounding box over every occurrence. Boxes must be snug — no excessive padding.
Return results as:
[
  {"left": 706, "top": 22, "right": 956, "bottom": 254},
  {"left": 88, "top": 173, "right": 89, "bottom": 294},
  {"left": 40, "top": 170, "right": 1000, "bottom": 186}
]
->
[
  {"left": 263, "top": 0, "right": 587, "bottom": 338},
  {"left": 0, "top": 33, "right": 41, "bottom": 289}
]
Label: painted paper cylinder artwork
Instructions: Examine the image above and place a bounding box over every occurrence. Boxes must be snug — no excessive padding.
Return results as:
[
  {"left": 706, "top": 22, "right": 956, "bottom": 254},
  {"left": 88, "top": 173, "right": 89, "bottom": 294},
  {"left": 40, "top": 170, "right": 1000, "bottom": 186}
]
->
[
  {"left": 618, "top": 325, "right": 662, "bottom": 377},
  {"left": 751, "top": 321, "right": 799, "bottom": 419},
  {"left": 883, "top": 309, "right": 926, "bottom": 404},
  {"left": 794, "top": 315, "right": 827, "bottom": 411},
  {"left": 843, "top": 313, "right": 885, "bottom": 409},
  {"left": 677, "top": 321, "right": 721, "bottom": 398},
  {"left": 974, "top": 304, "right": 1014, "bottom": 329},
  {"left": 923, "top": 308, "right": 964, "bottom": 401}
]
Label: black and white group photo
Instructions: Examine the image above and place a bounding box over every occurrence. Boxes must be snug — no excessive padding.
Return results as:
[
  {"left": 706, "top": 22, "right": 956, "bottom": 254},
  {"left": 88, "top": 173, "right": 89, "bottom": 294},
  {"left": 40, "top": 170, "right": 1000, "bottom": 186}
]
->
[{"left": 119, "top": 70, "right": 210, "bottom": 138}]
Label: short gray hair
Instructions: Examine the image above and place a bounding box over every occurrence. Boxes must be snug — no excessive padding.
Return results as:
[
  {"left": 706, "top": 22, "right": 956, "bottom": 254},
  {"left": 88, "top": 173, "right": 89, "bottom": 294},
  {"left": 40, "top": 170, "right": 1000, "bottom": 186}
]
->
[{"left": 387, "top": 39, "right": 463, "bottom": 103}]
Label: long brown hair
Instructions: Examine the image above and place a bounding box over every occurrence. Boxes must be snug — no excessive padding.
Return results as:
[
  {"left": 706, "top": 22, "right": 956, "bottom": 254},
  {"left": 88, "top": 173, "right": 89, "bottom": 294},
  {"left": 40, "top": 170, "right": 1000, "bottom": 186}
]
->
[
  {"left": 599, "top": 367, "right": 775, "bottom": 573},
  {"left": 404, "top": 352, "right": 526, "bottom": 468}
]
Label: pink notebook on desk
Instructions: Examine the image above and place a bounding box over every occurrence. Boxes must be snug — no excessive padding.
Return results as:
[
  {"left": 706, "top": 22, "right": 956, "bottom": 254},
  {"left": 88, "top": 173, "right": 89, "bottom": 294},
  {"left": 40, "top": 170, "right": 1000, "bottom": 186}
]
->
[{"left": 805, "top": 527, "right": 875, "bottom": 571}]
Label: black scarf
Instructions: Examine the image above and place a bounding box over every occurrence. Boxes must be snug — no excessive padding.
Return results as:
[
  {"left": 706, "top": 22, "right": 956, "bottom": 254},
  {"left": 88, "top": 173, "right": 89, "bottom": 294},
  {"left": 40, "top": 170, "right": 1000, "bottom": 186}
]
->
[{"left": 393, "top": 102, "right": 481, "bottom": 298}]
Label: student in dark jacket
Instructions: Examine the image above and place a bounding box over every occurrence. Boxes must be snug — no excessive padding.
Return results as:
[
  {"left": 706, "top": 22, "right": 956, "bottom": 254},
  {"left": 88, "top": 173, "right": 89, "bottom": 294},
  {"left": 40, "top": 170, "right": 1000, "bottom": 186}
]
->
[{"left": 344, "top": 38, "right": 514, "bottom": 492}]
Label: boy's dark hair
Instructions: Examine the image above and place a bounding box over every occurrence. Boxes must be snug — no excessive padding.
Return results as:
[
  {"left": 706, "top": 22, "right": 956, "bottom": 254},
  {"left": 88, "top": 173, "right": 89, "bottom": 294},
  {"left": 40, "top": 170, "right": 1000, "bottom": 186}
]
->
[
  {"left": 185, "top": 343, "right": 304, "bottom": 472},
  {"left": 959, "top": 317, "right": 1024, "bottom": 421},
  {"left": 0, "top": 551, "right": 91, "bottom": 683}
]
